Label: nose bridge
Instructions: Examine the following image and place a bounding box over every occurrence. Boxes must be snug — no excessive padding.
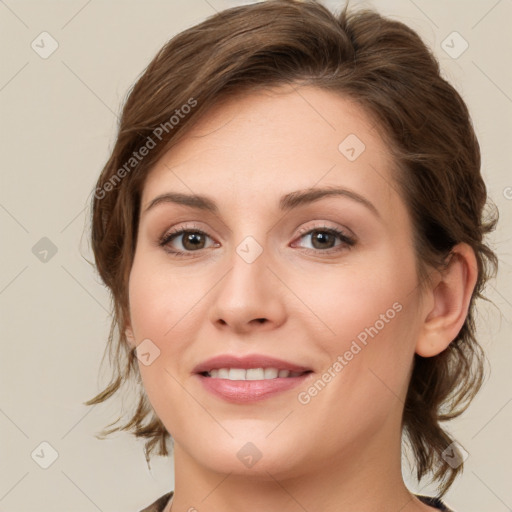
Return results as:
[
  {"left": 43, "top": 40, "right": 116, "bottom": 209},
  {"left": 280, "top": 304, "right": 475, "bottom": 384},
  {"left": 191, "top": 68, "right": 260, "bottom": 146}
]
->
[
  {"left": 210, "top": 232, "right": 285, "bottom": 330},
  {"left": 221, "top": 233, "right": 270, "bottom": 308}
]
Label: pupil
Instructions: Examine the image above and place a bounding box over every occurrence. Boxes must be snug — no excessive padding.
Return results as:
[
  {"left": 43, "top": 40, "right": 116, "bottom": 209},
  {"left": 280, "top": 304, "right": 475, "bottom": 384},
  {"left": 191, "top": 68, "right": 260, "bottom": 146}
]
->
[
  {"left": 183, "top": 232, "right": 204, "bottom": 250},
  {"left": 312, "top": 231, "right": 333, "bottom": 249}
]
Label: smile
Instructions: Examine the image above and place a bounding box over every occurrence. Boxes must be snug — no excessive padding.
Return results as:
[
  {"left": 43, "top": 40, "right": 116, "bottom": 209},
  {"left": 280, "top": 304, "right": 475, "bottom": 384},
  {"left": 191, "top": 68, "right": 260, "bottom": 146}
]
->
[{"left": 202, "top": 368, "right": 309, "bottom": 380}]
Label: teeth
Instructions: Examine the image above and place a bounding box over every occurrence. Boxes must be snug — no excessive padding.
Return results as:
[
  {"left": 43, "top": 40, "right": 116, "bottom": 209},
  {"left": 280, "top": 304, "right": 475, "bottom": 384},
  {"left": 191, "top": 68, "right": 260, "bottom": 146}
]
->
[
  {"left": 246, "top": 368, "right": 264, "bottom": 380},
  {"left": 264, "top": 368, "right": 279, "bottom": 379},
  {"left": 206, "top": 367, "right": 305, "bottom": 380},
  {"left": 229, "top": 368, "right": 246, "bottom": 380},
  {"left": 218, "top": 368, "right": 229, "bottom": 379}
]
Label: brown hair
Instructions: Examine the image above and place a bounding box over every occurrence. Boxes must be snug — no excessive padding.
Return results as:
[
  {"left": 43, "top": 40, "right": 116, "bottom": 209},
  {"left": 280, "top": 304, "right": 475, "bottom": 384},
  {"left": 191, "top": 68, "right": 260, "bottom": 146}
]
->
[{"left": 86, "top": 0, "right": 498, "bottom": 496}]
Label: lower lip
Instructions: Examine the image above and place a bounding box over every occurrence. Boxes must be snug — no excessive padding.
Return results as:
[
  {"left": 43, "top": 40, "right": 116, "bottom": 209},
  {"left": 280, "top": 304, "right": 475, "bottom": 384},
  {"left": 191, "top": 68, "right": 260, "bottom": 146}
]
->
[{"left": 196, "top": 373, "right": 312, "bottom": 403}]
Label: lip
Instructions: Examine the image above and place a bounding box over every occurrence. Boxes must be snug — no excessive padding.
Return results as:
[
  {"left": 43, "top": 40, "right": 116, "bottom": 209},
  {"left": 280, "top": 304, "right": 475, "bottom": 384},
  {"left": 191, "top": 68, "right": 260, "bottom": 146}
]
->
[
  {"left": 192, "top": 354, "right": 312, "bottom": 374},
  {"left": 193, "top": 354, "right": 314, "bottom": 403}
]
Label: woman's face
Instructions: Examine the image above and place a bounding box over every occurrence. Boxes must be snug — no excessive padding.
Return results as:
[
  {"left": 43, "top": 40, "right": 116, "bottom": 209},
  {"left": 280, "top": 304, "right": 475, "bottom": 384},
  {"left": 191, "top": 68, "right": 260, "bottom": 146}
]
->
[{"left": 127, "top": 85, "right": 431, "bottom": 478}]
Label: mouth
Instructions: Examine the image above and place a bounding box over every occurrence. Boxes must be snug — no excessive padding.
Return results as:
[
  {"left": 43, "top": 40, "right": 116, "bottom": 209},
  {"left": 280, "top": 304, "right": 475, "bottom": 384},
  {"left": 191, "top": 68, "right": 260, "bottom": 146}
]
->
[
  {"left": 199, "top": 368, "right": 312, "bottom": 379},
  {"left": 193, "top": 354, "right": 314, "bottom": 402}
]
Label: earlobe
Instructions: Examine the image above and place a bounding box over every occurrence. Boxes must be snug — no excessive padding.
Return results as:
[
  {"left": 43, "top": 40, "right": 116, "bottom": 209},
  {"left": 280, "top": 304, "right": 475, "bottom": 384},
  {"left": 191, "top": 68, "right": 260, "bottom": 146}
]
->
[{"left": 415, "top": 243, "right": 478, "bottom": 358}]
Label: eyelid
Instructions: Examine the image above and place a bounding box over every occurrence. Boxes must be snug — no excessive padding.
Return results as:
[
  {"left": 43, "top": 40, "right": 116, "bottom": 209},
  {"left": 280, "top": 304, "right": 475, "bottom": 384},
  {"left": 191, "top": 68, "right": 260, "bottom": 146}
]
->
[
  {"left": 295, "top": 221, "right": 350, "bottom": 237},
  {"left": 161, "top": 222, "right": 209, "bottom": 240}
]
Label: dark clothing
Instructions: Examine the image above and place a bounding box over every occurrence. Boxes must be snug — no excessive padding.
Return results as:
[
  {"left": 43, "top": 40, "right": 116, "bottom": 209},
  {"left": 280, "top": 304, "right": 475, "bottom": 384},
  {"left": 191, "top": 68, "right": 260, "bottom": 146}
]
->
[{"left": 139, "top": 491, "right": 455, "bottom": 511}]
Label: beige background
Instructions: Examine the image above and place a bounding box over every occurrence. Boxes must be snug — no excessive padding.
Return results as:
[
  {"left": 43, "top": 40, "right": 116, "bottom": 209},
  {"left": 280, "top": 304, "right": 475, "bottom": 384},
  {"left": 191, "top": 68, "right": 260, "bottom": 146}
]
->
[{"left": 1, "top": 1, "right": 511, "bottom": 511}]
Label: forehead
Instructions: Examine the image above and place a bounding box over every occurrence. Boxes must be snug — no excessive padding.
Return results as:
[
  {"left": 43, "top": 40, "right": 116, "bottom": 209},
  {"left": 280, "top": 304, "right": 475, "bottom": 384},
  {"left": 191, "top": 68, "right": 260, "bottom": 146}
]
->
[{"left": 141, "top": 85, "right": 400, "bottom": 220}]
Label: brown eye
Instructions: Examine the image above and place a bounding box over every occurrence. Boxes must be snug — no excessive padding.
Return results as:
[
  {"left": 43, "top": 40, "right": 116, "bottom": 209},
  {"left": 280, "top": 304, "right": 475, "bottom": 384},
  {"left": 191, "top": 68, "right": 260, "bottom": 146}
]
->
[
  {"left": 160, "top": 229, "right": 216, "bottom": 255},
  {"left": 181, "top": 231, "right": 207, "bottom": 250},
  {"left": 295, "top": 227, "right": 355, "bottom": 252},
  {"left": 309, "top": 230, "right": 337, "bottom": 249}
]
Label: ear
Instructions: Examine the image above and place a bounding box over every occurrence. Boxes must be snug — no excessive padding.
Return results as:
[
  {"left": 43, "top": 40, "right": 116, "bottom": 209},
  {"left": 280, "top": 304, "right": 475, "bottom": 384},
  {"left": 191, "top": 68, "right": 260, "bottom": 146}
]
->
[{"left": 415, "top": 243, "right": 478, "bottom": 357}]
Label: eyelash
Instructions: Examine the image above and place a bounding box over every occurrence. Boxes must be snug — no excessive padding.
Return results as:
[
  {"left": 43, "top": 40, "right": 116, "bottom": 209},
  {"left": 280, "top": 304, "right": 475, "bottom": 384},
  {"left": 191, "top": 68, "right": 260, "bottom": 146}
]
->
[{"left": 158, "top": 223, "right": 356, "bottom": 257}]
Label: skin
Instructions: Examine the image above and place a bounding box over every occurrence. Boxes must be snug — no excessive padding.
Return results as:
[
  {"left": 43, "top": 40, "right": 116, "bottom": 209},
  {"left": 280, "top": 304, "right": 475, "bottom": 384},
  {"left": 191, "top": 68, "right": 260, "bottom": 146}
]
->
[{"left": 125, "top": 85, "right": 478, "bottom": 512}]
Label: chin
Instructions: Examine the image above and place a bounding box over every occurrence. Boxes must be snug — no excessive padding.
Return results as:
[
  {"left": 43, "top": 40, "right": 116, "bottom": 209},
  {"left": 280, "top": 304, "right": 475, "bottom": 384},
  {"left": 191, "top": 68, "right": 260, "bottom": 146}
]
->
[{"left": 184, "top": 433, "right": 307, "bottom": 478}]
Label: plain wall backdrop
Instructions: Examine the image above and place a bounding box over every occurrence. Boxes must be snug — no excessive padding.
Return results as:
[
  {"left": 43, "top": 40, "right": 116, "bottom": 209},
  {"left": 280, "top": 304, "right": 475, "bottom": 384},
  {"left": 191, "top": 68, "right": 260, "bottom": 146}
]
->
[{"left": 1, "top": 1, "right": 511, "bottom": 511}]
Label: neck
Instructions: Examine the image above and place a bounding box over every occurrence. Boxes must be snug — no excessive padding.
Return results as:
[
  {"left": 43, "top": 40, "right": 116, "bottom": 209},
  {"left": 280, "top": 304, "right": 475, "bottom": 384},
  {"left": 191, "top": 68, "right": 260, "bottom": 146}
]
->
[{"left": 167, "top": 412, "right": 436, "bottom": 512}]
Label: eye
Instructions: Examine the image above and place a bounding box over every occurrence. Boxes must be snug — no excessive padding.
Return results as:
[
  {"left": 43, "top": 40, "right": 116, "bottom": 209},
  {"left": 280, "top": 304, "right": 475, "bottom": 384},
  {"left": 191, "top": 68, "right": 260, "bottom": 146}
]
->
[
  {"left": 157, "top": 223, "right": 355, "bottom": 257},
  {"left": 292, "top": 225, "right": 355, "bottom": 253},
  {"left": 159, "top": 227, "right": 218, "bottom": 256}
]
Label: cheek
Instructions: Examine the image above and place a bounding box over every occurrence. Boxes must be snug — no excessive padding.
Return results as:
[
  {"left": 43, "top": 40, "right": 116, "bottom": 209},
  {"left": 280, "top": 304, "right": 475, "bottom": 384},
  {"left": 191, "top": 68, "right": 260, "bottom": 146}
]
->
[
  {"left": 127, "top": 256, "right": 205, "bottom": 342},
  {"left": 305, "top": 251, "right": 419, "bottom": 393},
  {"left": 127, "top": 263, "right": 192, "bottom": 434},
  {"left": 127, "top": 260, "right": 190, "bottom": 400},
  {"left": 299, "top": 260, "right": 410, "bottom": 345}
]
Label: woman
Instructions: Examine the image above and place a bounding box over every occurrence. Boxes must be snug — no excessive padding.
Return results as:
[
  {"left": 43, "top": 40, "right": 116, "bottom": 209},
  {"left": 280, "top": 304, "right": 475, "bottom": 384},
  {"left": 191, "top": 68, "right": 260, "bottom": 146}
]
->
[{"left": 87, "top": 1, "right": 498, "bottom": 511}]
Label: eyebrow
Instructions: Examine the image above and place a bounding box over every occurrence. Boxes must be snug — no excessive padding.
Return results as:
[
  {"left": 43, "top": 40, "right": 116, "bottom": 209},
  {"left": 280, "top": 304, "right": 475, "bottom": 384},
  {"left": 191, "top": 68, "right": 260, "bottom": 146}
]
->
[{"left": 143, "top": 186, "right": 380, "bottom": 218}]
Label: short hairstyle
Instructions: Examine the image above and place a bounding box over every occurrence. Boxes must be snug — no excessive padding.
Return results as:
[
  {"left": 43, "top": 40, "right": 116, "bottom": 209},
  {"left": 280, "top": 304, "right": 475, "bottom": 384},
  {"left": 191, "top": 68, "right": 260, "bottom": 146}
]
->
[{"left": 86, "top": 0, "right": 499, "bottom": 495}]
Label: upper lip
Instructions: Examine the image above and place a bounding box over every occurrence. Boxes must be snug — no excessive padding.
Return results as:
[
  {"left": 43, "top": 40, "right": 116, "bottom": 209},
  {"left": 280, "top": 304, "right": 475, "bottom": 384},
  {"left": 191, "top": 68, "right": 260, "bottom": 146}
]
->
[{"left": 193, "top": 354, "right": 312, "bottom": 374}]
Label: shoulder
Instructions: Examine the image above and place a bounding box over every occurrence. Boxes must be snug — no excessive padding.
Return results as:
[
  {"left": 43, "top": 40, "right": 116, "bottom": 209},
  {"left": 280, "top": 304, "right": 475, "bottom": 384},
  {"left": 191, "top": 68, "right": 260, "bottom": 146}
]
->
[
  {"left": 138, "top": 491, "right": 174, "bottom": 512},
  {"left": 416, "top": 494, "right": 455, "bottom": 511}
]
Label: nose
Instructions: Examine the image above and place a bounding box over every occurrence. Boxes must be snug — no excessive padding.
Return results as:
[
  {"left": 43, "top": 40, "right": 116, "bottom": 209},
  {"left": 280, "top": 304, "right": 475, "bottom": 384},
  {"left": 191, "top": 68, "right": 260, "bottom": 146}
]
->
[{"left": 208, "top": 241, "right": 287, "bottom": 334}]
